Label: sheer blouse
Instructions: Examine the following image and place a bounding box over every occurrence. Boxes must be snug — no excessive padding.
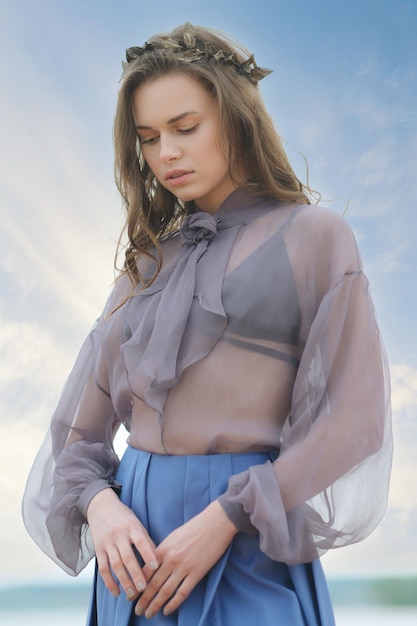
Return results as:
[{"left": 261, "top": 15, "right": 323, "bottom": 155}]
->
[{"left": 22, "top": 187, "right": 392, "bottom": 575}]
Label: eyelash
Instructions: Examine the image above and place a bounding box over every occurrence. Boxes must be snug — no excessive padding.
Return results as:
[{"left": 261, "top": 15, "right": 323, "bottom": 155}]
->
[
  {"left": 179, "top": 124, "right": 199, "bottom": 134},
  {"left": 141, "top": 137, "right": 158, "bottom": 145},
  {"left": 141, "top": 124, "right": 199, "bottom": 145}
]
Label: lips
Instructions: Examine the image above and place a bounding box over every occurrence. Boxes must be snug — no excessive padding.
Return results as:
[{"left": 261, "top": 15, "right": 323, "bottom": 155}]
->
[
  {"left": 165, "top": 169, "right": 193, "bottom": 181},
  {"left": 164, "top": 169, "right": 194, "bottom": 187}
]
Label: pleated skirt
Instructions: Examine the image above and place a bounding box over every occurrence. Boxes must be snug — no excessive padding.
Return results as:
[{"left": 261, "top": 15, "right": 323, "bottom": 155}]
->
[{"left": 86, "top": 446, "right": 335, "bottom": 626}]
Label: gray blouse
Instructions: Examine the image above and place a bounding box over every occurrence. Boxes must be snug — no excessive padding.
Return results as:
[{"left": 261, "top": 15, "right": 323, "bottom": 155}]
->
[{"left": 22, "top": 187, "right": 392, "bottom": 575}]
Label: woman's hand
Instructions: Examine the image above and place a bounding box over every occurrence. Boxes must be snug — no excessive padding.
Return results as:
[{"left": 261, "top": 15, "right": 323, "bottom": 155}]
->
[
  {"left": 134, "top": 500, "right": 238, "bottom": 618},
  {"left": 86, "top": 488, "right": 159, "bottom": 600}
]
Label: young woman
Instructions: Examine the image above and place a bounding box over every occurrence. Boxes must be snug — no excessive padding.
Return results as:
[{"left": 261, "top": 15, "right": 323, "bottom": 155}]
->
[{"left": 23, "top": 23, "right": 392, "bottom": 625}]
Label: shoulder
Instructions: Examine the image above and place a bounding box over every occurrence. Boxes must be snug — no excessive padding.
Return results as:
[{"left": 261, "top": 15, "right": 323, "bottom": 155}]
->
[
  {"left": 293, "top": 203, "right": 353, "bottom": 231},
  {"left": 289, "top": 204, "right": 357, "bottom": 249},
  {"left": 285, "top": 204, "right": 362, "bottom": 276}
]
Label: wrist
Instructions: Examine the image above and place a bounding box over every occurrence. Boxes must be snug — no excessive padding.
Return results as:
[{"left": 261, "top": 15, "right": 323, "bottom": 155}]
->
[
  {"left": 207, "top": 500, "right": 239, "bottom": 538},
  {"left": 86, "top": 486, "right": 120, "bottom": 523}
]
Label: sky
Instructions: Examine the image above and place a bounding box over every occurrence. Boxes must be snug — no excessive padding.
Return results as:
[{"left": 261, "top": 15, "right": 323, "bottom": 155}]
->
[{"left": 1, "top": 0, "right": 416, "bottom": 587}]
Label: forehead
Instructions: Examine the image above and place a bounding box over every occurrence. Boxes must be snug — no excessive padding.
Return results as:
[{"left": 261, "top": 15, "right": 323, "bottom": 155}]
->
[{"left": 132, "top": 73, "right": 216, "bottom": 125}]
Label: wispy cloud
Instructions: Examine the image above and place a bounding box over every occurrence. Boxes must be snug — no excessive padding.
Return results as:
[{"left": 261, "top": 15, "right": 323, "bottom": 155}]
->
[
  {"left": 324, "top": 362, "right": 417, "bottom": 576},
  {"left": 0, "top": 90, "right": 119, "bottom": 323},
  {"left": 357, "top": 138, "right": 400, "bottom": 191},
  {"left": 0, "top": 317, "right": 72, "bottom": 425},
  {"left": 391, "top": 363, "right": 417, "bottom": 419},
  {"left": 389, "top": 364, "right": 417, "bottom": 512}
]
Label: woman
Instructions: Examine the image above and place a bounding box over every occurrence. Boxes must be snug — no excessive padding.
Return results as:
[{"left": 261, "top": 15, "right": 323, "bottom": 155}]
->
[{"left": 23, "top": 23, "right": 392, "bottom": 625}]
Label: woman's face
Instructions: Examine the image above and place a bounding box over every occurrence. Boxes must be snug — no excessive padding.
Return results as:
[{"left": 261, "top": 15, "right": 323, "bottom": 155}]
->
[{"left": 132, "top": 73, "right": 237, "bottom": 214}]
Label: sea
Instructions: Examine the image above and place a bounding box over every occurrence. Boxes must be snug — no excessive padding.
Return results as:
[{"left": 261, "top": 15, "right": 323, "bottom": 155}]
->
[
  {"left": 1, "top": 606, "right": 417, "bottom": 625},
  {"left": 1, "top": 580, "right": 417, "bottom": 625}
]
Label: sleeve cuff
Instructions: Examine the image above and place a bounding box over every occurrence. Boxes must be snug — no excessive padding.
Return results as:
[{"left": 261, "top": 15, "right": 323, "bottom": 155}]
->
[
  {"left": 217, "top": 493, "right": 258, "bottom": 535},
  {"left": 76, "top": 477, "right": 122, "bottom": 519}
]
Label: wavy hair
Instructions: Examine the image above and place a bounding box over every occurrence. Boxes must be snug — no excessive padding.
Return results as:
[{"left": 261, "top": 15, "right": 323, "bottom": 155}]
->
[{"left": 114, "top": 23, "right": 312, "bottom": 287}]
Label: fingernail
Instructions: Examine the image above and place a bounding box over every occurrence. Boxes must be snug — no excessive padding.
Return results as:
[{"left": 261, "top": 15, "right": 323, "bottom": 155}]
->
[
  {"left": 145, "top": 608, "right": 154, "bottom": 618},
  {"left": 135, "top": 604, "right": 144, "bottom": 616},
  {"left": 127, "top": 587, "right": 136, "bottom": 600},
  {"left": 149, "top": 560, "right": 158, "bottom": 570},
  {"left": 136, "top": 580, "right": 146, "bottom": 592},
  {"left": 111, "top": 588, "right": 120, "bottom": 598},
  {"left": 163, "top": 607, "right": 171, "bottom": 616}
]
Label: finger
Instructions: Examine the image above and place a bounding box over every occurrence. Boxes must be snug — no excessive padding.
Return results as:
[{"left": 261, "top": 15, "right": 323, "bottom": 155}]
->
[
  {"left": 135, "top": 571, "right": 183, "bottom": 618},
  {"left": 95, "top": 550, "right": 120, "bottom": 598},
  {"left": 106, "top": 545, "right": 140, "bottom": 601},
  {"left": 136, "top": 565, "right": 169, "bottom": 606},
  {"left": 131, "top": 531, "right": 159, "bottom": 574},
  {"left": 108, "top": 527, "right": 158, "bottom": 597},
  {"left": 141, "top": 560, "right": 159, "bottom": 582},
  {"left": 162, "top": 577, "right": 194, "bottom": 616},
  {"left": 117, "top": 542, "right": 147, "bottom": 597}
]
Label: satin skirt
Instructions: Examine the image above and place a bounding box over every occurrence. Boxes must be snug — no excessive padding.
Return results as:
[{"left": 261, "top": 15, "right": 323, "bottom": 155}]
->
[{"left": 86, "top": 447, "right": 335, "bottom": 625}]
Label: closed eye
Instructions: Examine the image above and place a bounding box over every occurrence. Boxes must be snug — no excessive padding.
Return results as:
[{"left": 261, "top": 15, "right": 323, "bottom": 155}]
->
[
  {"left": 141, "top": 135, "right": 159, "bottom": 145},
  {"left": 139, "top": 123, "right": 199, "bottom": 145},
  {"left": 178, "top": 124, "right": 199, "bottom": 134}
]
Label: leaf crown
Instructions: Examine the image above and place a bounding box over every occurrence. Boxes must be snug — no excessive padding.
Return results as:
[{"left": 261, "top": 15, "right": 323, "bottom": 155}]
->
[{"left": 123, "top": 22, "right": 272, "bottom": 84}]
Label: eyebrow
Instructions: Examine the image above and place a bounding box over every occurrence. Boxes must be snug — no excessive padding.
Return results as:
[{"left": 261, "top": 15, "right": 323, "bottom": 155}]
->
[{"left": 135, "top": 110, "right": 198, "bottom": 130}]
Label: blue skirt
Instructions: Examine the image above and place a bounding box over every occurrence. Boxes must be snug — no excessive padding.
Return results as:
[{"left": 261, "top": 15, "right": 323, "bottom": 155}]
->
[{"left": 87, "top": 447, "right": 335, "bottom": 625}]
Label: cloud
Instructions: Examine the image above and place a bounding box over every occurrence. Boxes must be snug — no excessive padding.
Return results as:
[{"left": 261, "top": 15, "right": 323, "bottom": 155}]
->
[
  {"left": 323, "top": 504, "right": 417, "bottom": 577},
  {"left": 323, "top": 362, "right": 417, "bottom": 576},
  {"left": 365, "top": 243, "right": 408, "bottom": 275},
  {"left": 0, "top": 419, "right": 96, "bottom": 584},
  {"left": 0, "top": 1, "right": 124, "bottom": 332},
  {"left": 356, "top": 55, "right": 376, "bottom": 78},
  {"left": 0, "top": 312, "right": 128, "bottom": 581},
  {"left": 0, "top": 91, "right": 118, "bottom": 327},
  {"left": 357, "top": 138, "right": 400, "bottom": 190},
  {"left": 388, "top": 364, "right": 417, "bottom": 510},
  {"left": 391, "top": 364, "right": 417, "bottom": 419},
  {"left": 0, "top": 3, "right": 129, "bottom": 583},
  {"left": 0, "top": 317, "right": 73, "bottom": 426}
]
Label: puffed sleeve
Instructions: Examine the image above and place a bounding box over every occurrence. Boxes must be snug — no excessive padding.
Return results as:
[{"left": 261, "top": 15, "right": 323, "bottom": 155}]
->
[
  {"left": 22, "top": 274, "right": 131, "bottom": 575},
  {"left": 218, "top": 207, "right": 392, "bottom": 564}
]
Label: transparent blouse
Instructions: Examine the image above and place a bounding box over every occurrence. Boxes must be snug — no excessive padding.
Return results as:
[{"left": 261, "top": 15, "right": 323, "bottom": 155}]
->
[{"left": 22, "top": 187, "right": 392, "bottom": 575}]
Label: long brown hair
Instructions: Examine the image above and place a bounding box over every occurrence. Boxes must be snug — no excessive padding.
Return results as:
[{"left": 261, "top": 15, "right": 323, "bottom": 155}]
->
[{"left": 114, "top": 23, "right": 312, "bottom": 288}]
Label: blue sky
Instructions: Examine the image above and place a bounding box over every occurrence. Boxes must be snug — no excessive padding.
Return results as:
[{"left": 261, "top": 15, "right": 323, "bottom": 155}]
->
[{"left": 1, "top": 0, "right": 416, "bottom": 585}]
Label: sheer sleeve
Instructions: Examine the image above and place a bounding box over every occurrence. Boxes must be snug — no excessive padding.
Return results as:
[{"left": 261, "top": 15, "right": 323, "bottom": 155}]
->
[
  {"left": 219, "top": 207, "right": 392, "bottom": 564},
  {"left": 22, "top": 274, "right": 131, "bottom": 575}
]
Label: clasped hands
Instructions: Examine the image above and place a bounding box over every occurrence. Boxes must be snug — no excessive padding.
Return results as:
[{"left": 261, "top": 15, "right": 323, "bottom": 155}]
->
[{"left": 87, "top": 489, "right": 238, "bottom": 618}]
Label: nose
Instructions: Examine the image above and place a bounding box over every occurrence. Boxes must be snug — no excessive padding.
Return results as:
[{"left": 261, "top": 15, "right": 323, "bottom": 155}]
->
[{"left": 159, "top": 133, "right": 181, "bottom": 163}]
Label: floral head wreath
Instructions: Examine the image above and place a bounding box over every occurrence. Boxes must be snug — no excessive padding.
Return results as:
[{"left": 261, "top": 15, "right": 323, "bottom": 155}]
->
[{"left": 123, "top": 22, "right": 272, "bottom": 85}]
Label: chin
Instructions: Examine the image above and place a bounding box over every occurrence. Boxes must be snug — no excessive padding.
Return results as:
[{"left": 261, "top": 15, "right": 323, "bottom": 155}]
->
[{"left": 175, "top": 190, "right": 201, "bottom": 204}]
